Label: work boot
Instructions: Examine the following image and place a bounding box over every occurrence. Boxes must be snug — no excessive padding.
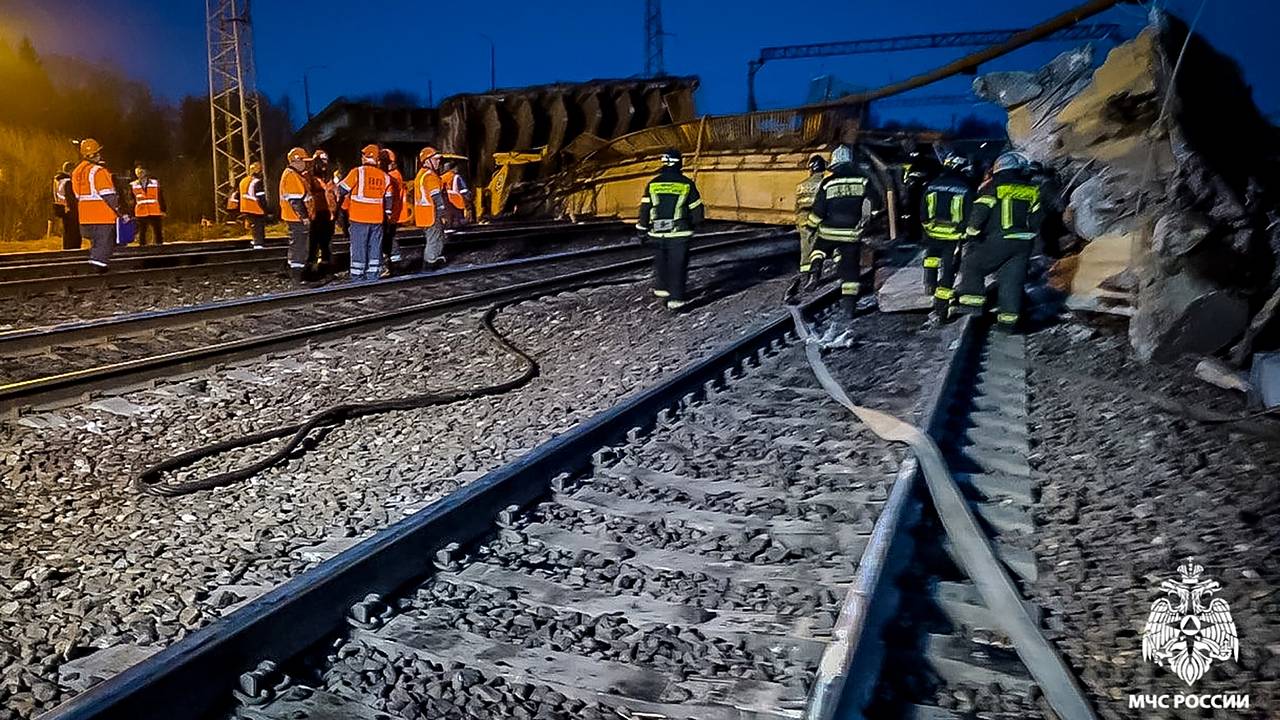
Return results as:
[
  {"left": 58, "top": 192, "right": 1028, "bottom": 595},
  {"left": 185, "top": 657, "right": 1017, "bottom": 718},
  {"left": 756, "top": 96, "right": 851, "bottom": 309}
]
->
[
  {"left": 922, "top": 313, "right": 944, "bottom": 331},
  {"left": 782, "top": 276, "right": 803, "bottom": 304},
  {"left": 289, "top": 267, "right": 304, "bottom": 285},
  {"left": 803, "top": 260, "right": 824, "bottom": 290},
  {"left": 666, "top": 298, "right": 689, "bottom": 312}
]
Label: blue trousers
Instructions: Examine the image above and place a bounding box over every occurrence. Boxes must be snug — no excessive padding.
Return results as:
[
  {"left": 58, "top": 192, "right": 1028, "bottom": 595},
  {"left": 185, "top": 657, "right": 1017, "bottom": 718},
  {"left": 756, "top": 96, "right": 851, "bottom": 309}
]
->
[{"left": 348, "top": 222, "right": 384, "bottom": 281}]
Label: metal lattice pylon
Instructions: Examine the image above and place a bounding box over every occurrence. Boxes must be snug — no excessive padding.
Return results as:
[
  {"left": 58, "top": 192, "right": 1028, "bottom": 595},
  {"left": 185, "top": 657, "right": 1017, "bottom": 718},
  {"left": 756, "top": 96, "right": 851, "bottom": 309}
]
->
[
  {"left": 644, "top": 0, "right": 664, "bottom": 77},
  {"left": 206, "top": 0, "right": 266, "bottom": 221}
]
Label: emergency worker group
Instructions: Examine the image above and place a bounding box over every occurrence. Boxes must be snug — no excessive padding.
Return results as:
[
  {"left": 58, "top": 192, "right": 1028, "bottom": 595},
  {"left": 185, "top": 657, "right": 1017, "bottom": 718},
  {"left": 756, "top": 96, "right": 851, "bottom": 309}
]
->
[
  {"left": 632, "top": 141, "right": 1045, "bottom": 337},
  {"left": 57, "top": 134, "right": 1045, "bottom": 332},
  {"left": 54, "top": 138, "right": 471, "bottom": 282}
]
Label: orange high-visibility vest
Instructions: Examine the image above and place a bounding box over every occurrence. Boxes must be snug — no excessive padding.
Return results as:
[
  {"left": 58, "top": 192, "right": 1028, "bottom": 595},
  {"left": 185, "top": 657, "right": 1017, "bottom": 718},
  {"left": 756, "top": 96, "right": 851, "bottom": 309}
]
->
[
  {"left": 239, "top": 176, "right": 265, "bottom": 216},
  {"left": 71, "top": 161, "right": 117, "bottom": 225},
  {"left": 130, "top": 179, "right": 163, "bottom": 218},
  {"left": 413, "top": 169, "right": 444, "bottom": 228},
  {"left": 278, "top": 168, "right": 312, "bottom": 223},
  {"left": 388, "top": 169, "right": 410, "bottom": 225},
  {"left": 339, "top": 166, "right": 393, "bottom": 224},
  {"left": 441, "top": 170, "right": 467, "bottom": 210}
]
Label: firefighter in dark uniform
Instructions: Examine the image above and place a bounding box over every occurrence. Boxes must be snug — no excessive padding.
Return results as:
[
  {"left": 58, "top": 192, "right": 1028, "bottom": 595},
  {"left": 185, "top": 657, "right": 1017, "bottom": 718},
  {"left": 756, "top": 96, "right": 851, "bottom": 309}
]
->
[
  {"left": 954, "top": 152, "right": 1042, "bottom": 333},
  {"left": 636, "top": 149, "right": 704, "bottom": 311},
  {"left": 920, "top": 153, "right": 974, "bottom": 324},
  {"left": 784, "top": 154, "right": 827, "bottom": 301},
  {"left": 805, "top": 144, "right": 885, "bottom": 344}
]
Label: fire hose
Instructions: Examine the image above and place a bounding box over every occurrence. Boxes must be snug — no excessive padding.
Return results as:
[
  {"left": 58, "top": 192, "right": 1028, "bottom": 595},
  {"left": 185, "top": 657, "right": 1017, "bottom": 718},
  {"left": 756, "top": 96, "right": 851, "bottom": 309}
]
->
[{"left": 134, "top": 276, "right": 645, "bottom": 497}]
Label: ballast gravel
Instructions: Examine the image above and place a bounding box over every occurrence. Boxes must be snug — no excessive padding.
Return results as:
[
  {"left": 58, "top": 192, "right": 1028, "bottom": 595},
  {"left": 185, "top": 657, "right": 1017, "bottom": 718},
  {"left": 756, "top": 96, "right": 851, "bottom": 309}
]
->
[
  {"left": 0, "top": 259, "right": 793, "bottom": 719},
  {"left": 1027, "top": 322, "right": 1280, "bottom": 720}
]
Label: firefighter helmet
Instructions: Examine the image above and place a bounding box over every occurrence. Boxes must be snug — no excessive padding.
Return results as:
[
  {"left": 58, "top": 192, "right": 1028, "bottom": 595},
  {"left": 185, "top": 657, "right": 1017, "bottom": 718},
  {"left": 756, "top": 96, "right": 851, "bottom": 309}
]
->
[
  {"left": 830, "top": 144, "right": 854, "bottom": 167},
  {"left": 942, "top": 153, "right": 968, "bottom": 171},
  {"left": 659, "top": 148, "right": 682, "bottom": 168},
  {"left": 78, "top": 138, "right": 103, "bottom": 158},
  {"left": 992, "top": 151, "right": 1029, "bottom": 175},
  {"left": 807, "top": 154, "right": 827, "bottom": 173}
]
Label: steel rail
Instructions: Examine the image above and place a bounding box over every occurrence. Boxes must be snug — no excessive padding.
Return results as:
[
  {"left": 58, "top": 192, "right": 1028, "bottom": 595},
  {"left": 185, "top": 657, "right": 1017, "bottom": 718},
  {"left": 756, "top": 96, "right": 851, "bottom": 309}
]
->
[
  {"left": 0, "top": 228, "right": 764, "bottom": 353},
  {"left": 796, "top": 313, "right": 1097, "bottom": 720},
  {"left": 37, "top": 284, "right": 840, "bottom": 720},
  {"left": 0, "top": 219, "right": 623, "bottom": 268},
  {"left": 0, "top": 233, "right": 789, "bottom": 414},
  {"left": 0, "top": 221, "right": 631, "bottom": 294}
]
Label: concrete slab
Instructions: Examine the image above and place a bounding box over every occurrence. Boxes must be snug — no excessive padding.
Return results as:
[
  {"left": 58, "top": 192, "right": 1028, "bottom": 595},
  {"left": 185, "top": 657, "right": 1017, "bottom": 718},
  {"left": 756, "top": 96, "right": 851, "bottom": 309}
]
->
[{"left": 58, "top": 644, "right": 161, "bottom": 693}]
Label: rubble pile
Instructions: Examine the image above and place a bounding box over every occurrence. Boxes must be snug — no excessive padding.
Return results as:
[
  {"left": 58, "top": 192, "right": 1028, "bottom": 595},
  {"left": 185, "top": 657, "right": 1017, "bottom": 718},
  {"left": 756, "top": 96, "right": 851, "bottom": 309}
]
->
[{"left": 975, "top": 11, "right": 1280, "bottom": 364}]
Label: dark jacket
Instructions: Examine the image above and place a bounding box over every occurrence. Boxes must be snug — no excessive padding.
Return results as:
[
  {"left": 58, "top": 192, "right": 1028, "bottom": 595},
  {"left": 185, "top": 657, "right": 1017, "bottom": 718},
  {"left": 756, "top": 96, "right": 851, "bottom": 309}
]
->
[
  {"left": 966, "top": 170, "right": 1043, "bottom": 242},
  {"left": 636, "top": 167, "right": 704, "bottom": 238},
  {"left": 920, "top": 169, "right": 974, "bottom": 241},
  {"left": 807, "top": 162, "right": 885, "bottom": 241}
]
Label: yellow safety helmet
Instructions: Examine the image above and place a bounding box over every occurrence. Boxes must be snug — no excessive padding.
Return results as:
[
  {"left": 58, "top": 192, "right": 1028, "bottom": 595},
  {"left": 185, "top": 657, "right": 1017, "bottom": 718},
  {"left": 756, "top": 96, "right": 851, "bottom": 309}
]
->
[
  {"left": 248, "top": 161, "right": 263, "bottom": 175},
  {"left": 287, "top": 147, "right": 310, "bottom": 163},
  {"left": 79, "top": 138, "right": 103, "bottom": 158}
]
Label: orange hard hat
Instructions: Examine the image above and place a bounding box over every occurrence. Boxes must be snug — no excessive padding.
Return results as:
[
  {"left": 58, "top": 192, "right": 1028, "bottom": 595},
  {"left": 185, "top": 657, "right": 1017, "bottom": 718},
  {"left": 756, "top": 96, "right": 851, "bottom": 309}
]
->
[
  {"left": 418, "top": 146, "right": 439, "bottom": 164},
  {"left": 361, "top": 144, "right": 381, "bottom": 163},
  {"left": 79, "top": 138, "right": 103, "bottom": 158},
  {"left": 287, "top": 147, "right": 310, "bottom": 163}
]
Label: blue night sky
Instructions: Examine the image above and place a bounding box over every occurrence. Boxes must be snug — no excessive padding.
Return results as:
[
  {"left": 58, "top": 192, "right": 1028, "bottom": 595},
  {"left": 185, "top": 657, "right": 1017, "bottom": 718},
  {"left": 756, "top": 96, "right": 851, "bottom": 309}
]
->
[{"left": 2, "top": 0, "right": 1277, "bottom": 128}]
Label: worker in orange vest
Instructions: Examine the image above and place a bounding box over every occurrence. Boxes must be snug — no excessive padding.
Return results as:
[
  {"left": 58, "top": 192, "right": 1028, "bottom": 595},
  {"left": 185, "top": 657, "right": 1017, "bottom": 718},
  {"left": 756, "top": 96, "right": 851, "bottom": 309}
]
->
[
  {"left": 380, "top": 148, "right": 407, "bottom": 272},
  {"left": 414, "top": 147, "right": 449, "bottom": 268},
  {"left": 309, "top": 150, "right": 337, "bottom": 274},
  {"left": 279, "top": 147, "right": 313, "bottom": 282},
  {"left": 336, "top": 144, "right": 395, "bottom": 281},
  {"left": 440, "top": 161, "right": 472, "bottom": 226},
  {"left": 130, "top": 164, "right": 166, "bottom": 246},
  {"left": 71, "top": 139, "right": 125, "bottom": 271},
  {"left": 239, "top": 161, "right": 269, "bottom": 249}
]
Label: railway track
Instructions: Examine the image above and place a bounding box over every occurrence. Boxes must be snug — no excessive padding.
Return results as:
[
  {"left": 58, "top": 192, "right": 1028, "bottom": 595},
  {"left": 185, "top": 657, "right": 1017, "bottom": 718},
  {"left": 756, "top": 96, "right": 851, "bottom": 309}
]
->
[
  {"left": 0, "top": 220, "right": 630, "bottom": 296},
  {"left": 37, "top": 285, "right": 1099, "bottom": 720},
  {"left": 0, "top": 228, "right": 787, "bottom": 414}
]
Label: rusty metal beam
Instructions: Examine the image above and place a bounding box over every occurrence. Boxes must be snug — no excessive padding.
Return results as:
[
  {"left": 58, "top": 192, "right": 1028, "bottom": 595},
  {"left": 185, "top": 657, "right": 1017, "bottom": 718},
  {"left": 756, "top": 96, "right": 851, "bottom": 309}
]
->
[{"left": 830, "top": 0, "right": 1133, "bottom": 106}]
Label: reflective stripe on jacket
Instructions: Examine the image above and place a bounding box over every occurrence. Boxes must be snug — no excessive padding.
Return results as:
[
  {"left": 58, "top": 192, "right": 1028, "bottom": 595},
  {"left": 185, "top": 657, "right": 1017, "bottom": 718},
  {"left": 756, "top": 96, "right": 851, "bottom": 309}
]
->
[
  {"left": 966, "top": 171, "right": 1043, "bottom": 242},
  {"left": 921, "top": 171, "right": 973, "bottom": 241},
  {"left": 636, "top": 170, "right": 704, "bottom": 239},
  {"left": 130, "top": 179, "right": 164, "bottom": 218},
  {"left": 806, "top": 164, "right": 883, "bottom": 242},
  {"left": 278, "top": 168, "right": 311, "bottom": 223},
  {"left": 239, "top": 176, "right": 266, "bottom": 216},
  {"left": 339, "top": 166, "right": 393, "bottom": 224},
  {"left": 72, "top": 161, "right": 117, "bottom": 225},
  {"left": 413, "top": 170, "right": 445, "bottom": 228}
]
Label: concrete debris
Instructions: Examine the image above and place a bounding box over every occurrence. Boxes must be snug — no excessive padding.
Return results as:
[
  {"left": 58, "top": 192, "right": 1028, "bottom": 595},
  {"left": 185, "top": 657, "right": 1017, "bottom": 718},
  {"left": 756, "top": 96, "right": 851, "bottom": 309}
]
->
[
  {"left": 83, "top": 397, "right": 157, "bottom": 418},
  {"left": 1194, "top": 357, "right": 1251, "bottom": 394},
  {"left": 875, "top": 257, "right": 933, "bottom": 313},
  {"left": 980, "top": 12, "right": 1280, "bottom": 363},
  {"left": 16, "top": 413, "right": 70, "bottom": 430},
  {"left": 57, "top": 644, "right": 160, "bottom": 694}
]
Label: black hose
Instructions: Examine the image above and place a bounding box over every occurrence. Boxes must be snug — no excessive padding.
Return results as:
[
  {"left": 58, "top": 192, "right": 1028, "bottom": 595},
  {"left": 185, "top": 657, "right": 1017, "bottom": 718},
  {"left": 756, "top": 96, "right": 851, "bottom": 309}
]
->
[{"left": 134, "top": 276, "right": 644, "bottom": 497}]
